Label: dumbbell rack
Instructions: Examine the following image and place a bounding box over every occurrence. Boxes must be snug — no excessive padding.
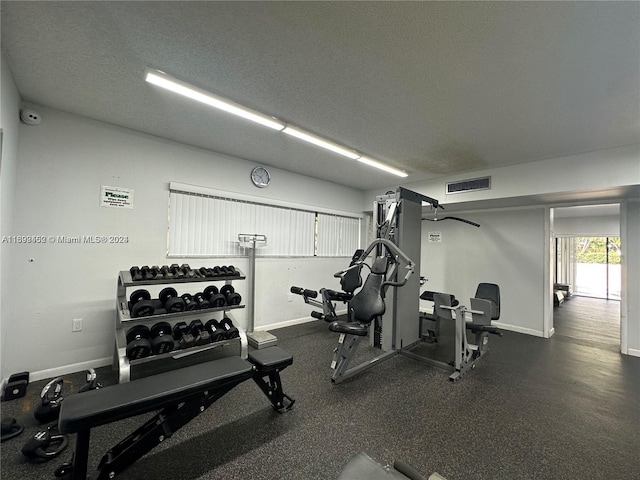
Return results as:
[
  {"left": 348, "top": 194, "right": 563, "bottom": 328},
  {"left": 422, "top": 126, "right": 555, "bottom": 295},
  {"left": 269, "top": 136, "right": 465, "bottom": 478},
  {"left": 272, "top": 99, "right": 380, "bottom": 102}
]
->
[{"left": 114, "top": 269, "right": 247, "bottom": 383}]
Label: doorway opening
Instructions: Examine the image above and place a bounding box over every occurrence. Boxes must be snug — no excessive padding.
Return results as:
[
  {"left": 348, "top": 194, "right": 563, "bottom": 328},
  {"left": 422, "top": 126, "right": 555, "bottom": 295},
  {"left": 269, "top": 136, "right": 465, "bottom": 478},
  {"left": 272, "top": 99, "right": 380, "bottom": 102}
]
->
[{"left": 555, "top": 236, "right": 621, "bottom": 300}]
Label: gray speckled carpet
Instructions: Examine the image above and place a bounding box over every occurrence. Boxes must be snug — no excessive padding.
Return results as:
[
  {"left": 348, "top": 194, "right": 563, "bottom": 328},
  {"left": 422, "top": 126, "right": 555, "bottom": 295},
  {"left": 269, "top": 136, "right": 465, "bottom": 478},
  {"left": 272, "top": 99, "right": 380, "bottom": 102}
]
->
[{"left": 2, "top": 298, "right": 639, "bottom": 479}]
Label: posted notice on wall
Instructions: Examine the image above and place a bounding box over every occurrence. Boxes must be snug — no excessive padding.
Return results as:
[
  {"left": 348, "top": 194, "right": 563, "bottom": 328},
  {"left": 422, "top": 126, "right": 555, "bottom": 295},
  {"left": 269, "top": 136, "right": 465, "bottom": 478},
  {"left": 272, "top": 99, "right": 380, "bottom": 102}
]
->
[
  {"left": 100, "top": 186, "right": 134, "bottom": 209},
  {"left": 428, "top": 231, "right": 442, "bottom": 242}
]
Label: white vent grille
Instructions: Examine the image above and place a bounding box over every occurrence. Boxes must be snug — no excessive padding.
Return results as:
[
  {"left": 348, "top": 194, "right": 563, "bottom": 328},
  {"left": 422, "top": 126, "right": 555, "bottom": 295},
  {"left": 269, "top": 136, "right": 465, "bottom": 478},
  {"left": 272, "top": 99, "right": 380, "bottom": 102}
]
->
[{"left": 446, "top": 176, "right": 491, "bottom": 195}]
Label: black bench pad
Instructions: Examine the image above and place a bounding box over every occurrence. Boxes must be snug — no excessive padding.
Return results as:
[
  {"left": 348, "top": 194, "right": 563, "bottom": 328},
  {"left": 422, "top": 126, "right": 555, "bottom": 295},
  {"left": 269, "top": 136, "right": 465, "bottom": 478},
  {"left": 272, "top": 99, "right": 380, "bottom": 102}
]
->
[
  {"left": 328, "top": 321, "right": 369, "bottom": 336},
  {"left": 59, "top": 356, "right": 253, "bottom": 434},
  {"left": 248, "top": 346, "right": 293, "bottom": 371}
]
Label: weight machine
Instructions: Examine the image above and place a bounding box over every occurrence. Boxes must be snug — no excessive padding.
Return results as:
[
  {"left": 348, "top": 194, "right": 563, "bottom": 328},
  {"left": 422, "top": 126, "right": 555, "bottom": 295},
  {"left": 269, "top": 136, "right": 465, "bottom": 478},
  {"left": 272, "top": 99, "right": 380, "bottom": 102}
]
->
[{"left": 293, "top": 187, "right": 501, "bottom": 382}]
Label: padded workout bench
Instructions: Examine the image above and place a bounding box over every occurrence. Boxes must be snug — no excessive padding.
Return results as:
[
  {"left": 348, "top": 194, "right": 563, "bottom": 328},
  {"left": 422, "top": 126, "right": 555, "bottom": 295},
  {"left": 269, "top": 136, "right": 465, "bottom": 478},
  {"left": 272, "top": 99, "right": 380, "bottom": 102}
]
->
[{"left": 55, "top": 347, "right": 294, "bottom": 480}]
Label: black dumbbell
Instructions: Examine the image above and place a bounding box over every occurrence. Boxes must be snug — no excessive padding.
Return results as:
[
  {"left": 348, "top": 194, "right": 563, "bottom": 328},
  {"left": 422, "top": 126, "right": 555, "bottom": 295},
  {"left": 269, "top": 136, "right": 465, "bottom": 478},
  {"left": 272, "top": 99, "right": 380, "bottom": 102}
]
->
[
  {"left": 204, "top": 319, "right": 227, "bottom": 342},
  {"left": 140, "top": 265, "right": 155, "bottom": 281},
  {"left": 150, "top": 322, "right": 175, "bottom": 355},
  {"left": 159, "top": 265, "right": 174, "bottom": 279},
  {"left": 181, "top": 264, "right": 196, "bottom": 278},
  {"left": 192, "top": 292, "right": 211, "bottom": 309},
  {"left": 226, "top": 265, "right": 240, "bottom": 276},
  {"left": 159, "top": 287, "right": 185, "bottom": 313},
  {"left": 129, "top": 266, "right": 143, "bottom": 281},
  {"left": 180, "top": 293, "right": 199, "bottom": 311},
  {"left": 169, "top": 264, "right": 185, "bottom": 279},
  {"left": 203, "top": 285, "right": 226, "bottom": 307},
  {"left": 198, "top": 267, "right": 214, "bottom": 278},
  {"left": 219, "top": 317, "right": 240, "bottom": 339},
  {"left": 189, "top": 320, "right": 211, "bottom": 345},
  {"left": 212, "top": 266, "right": 224, "bottom": 276},
  {"left": 126, "top": 325, "right": 152, "bottom": 360},
  {"left": 220, "top": 285, "right": 242, "bottom": 306},
  {"left": 173, "top": 322, "right": 195, "bottom": 349},
  {"left": 129, "top": 289, "right": 155, "bottom": 318},
  {"left": 150, "top": 265, "right": 162, "bottom": 279}
]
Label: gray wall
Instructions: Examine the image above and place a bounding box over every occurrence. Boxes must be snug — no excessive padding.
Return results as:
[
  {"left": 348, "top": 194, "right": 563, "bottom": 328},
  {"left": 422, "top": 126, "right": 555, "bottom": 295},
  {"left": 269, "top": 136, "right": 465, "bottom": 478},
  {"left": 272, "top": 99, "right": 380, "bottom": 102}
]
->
[
  {"left": 2, "top": 104, "right": 364, "bottom": 380},
  {"left": 420, "top": 207, "right": 547, "bottom": 336}
]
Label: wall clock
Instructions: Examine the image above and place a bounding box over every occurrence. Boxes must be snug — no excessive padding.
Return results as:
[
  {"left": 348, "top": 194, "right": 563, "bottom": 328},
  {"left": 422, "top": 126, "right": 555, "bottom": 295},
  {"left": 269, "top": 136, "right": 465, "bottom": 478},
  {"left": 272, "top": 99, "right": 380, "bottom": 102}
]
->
[{"left": 251, "top": 166, "right": 271, "bottom": 188}]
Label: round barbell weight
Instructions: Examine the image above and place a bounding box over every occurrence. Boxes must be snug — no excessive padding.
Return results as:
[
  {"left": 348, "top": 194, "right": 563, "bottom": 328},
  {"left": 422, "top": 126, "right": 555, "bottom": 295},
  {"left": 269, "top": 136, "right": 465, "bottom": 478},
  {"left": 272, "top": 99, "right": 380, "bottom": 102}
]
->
[
  {"left": 219, "top": 317, "right": 240, "bottom": 339},
  {"left": 125, "top": 324, "right": 152, "bottom": 360},
  {"left": 204, "top": 319, "right": 227, "bottom": 342},
  {"left": 129, "top": 289, "right": 155, "bottom": 318},
  {"left": 220, "top": 285, "right": 242, "bottom": 306},
  {"left": 150, "top": 322, "right": 174, "bottom": 355},
  {"left": 159, "top": 287, "right": 185, "bottom": 313},
  {"left": 203, "top": 285, "right": 226, "bottom": 307}
]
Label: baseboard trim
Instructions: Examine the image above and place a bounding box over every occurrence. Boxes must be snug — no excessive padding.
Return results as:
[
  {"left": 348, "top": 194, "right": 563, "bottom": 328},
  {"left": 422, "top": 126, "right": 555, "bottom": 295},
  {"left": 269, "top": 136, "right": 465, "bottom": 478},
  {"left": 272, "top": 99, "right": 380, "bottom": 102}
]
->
[
  {"left": 21, "top": 357, "right": 113, "bottom": 384},
  {"left": 627, "top": 348, "right": 640, "bottom": 358},
  {"left": 493, "top": 322, "right": 546, "bottom": 338},
  {"left": 255, "top": 309, "right": 347, "bottom": 332}
]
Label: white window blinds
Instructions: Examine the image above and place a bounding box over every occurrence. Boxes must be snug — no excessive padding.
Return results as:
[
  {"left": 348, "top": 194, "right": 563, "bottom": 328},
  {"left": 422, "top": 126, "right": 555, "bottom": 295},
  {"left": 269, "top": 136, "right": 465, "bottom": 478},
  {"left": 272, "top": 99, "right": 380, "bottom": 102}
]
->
[
  {"left": 316, "top": 213, "right": 361, "bottom": 257},
  {"left": 168, "top": 183, "right": 360, "bottom": 257}
]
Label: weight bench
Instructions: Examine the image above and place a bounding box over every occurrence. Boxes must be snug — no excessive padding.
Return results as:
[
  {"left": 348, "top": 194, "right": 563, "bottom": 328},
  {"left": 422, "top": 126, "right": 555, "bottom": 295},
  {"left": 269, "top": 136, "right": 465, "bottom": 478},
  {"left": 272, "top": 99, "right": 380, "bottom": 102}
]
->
[{"left": 55, "top": 347, "right": 294, "bottom": 480}]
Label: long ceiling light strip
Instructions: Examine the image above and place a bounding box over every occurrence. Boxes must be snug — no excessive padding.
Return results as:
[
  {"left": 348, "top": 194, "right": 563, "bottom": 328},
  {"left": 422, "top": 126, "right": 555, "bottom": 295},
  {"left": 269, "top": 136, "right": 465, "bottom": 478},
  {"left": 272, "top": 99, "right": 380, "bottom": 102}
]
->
[
  {"left": 145, "top": 69, "right": 408, "bottom": 177},
  {"left": 145, "top": 70, "right": 285, "bottom": 131},
  {"left": 281, "top": 126, "right": 360, "bottom": 160},
  {"left": 357, "top": 156, "right": 407, "bottom": 177}
]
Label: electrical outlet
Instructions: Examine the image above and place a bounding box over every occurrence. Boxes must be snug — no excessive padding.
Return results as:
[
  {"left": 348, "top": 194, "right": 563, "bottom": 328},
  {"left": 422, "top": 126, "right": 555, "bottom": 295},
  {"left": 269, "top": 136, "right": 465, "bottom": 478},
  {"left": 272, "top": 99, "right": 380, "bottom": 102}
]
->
[{"left": 72, "top": 318, "right": 83, "bottom": 332}]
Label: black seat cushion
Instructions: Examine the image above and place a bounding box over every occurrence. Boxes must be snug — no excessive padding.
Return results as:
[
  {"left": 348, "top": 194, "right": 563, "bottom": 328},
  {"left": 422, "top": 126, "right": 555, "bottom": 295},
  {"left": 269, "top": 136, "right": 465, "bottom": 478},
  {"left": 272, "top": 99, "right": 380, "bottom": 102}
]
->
[
  {"left": 329, "top": 321, "right": 369, "bottom": 336},
  {"left": 248, "top": 347, "right": 293, "bottom": 371}
]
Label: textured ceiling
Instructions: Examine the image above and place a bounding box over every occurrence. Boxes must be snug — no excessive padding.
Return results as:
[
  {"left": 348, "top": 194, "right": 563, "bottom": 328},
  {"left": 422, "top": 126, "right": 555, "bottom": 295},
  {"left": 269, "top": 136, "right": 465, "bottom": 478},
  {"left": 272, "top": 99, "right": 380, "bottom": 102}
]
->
[{"left": 2, "top": 1, "right": 639, "bottom": 191}]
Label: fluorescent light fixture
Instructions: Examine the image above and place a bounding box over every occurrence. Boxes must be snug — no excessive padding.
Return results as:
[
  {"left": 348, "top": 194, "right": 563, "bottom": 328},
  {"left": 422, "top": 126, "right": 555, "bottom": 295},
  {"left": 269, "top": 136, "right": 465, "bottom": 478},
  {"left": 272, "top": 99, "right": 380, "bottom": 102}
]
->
[
  {"left": 145, "top": 69, "right": 285, "bottom": 131},
  {"left": 357, "top": 156, "right": 408, "bottom": 177},
  {"left": 145, "top": 68, "right": 410, "bottom": 177},
  {"left": 282, "top": 126, "right": 360, "bottom": 159}
]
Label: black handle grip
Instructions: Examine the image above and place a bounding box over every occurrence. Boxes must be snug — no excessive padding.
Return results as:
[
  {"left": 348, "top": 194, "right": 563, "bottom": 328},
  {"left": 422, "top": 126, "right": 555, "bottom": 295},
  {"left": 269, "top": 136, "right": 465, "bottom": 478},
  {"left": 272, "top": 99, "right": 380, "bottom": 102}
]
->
[
  {"left": 310, "top": 311, "right": 323, "bottom": 319},
  {"left": 290, "top": 286, "right": 317, "bottom": 298}
]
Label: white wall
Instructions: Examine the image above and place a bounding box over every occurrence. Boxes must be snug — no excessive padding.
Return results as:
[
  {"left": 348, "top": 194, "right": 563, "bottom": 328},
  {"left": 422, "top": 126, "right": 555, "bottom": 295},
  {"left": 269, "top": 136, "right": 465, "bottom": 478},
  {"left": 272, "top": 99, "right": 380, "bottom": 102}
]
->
[
  {"left": 365, "top": 144, "right": 640, "bottom": 211},
  {"left": 420, "top": 207, "right": 547, "bottom": 336},
  {"left": 3, "top": 104, "right": 364, "bottom": 380},
  {"left": 554, "top": 215, "right": 620, "bottom": 236},
  {"left": 621, "top": 199, "right": 640, "bottom": 356},
  {"left": 1, "top": 53, "right": 22, "bottom": 379}
]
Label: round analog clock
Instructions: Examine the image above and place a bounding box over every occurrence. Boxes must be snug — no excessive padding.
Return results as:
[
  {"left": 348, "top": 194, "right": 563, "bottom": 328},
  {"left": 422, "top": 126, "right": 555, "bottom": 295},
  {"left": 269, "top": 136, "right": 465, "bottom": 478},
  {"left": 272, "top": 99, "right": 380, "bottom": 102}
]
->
[{"left": 251, "top": 166, "right": 271, "bottom": 188}]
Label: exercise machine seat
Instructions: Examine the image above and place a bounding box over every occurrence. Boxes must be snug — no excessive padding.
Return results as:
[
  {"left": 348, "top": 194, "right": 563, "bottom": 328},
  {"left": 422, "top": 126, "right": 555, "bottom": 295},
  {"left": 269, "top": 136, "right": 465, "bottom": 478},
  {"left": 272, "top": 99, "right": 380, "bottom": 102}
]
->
[
  {"left": 474, "top": 283, "right": 500, "bottom": 320},
  {"left": 420, "top": 290, "right": 459, "bottom": 307},
  {"left": 329, "top": 256, "right": 387, "bottom": 336},
  {"left": 340, "top": 264, "right": 363, "bottom": 295},
  {"left": 348, "top": 256, "right": 387, "bottom": 325}
]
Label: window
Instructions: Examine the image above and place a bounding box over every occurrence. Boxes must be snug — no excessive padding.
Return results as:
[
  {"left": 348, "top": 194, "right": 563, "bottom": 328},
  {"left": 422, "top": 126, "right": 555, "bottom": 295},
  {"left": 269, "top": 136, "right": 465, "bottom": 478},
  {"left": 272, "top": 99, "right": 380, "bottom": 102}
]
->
[{"left": 168, "top": 183, "right": 360, "bottom": 257}]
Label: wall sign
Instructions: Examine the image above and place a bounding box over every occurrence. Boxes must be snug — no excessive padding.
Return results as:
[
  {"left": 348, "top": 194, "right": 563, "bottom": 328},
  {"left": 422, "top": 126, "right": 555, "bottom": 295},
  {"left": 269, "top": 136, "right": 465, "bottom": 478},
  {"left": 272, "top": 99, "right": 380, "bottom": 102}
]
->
[
  {"left": 101, "top": 186, "right": 134, "bottom": 209},
  {"left": 428, "top": 231, "right": 442, "bottom": 242}
]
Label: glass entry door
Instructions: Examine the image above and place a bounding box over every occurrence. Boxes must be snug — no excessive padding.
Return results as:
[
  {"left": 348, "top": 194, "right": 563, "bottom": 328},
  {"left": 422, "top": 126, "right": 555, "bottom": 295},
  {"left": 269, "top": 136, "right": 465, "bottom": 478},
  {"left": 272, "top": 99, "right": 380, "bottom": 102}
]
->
[{"left": 556, "top": 236, "right": 621, "bottom": 300}]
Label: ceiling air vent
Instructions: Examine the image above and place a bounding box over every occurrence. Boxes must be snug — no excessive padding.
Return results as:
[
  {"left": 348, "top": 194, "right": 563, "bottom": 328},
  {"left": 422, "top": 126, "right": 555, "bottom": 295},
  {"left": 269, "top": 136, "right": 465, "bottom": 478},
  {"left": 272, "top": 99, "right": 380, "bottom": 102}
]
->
[{"left": 446, "top": 176, "right": 491, "bottom": 195}]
